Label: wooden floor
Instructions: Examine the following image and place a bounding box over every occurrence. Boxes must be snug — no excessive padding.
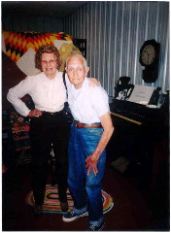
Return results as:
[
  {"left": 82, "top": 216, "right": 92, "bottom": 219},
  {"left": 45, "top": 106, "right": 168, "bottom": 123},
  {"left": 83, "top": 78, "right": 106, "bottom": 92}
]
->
[{"left": 2, "top": 157, "right": 169, "bottom": 231}]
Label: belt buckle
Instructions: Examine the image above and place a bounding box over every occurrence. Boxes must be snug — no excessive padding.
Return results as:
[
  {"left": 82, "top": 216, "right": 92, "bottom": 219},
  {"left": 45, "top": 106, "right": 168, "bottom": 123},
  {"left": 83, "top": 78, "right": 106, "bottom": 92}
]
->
[
  {"left": 75, "top": 122, "right": 79, "bottom": 127},
  {"left": 74, "top": 121, "right": 80, "bottom": 128}
]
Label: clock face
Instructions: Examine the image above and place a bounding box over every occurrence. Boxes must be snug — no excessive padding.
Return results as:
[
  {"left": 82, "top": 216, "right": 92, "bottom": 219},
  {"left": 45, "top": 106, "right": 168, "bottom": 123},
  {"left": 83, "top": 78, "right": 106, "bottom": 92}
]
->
[
  {"left": 141, "top": 44, "right": 156, "bottom": 65},
  {"left": 139, "top": 40, "right": 160, "bottom": 82}
]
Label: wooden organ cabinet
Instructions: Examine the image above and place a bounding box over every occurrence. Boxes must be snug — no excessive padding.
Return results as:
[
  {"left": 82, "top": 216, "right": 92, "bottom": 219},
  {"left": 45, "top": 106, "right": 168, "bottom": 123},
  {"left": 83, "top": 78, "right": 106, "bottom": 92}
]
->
[{"left": 107, "top": 96, "right": 169, "bottom": 219}]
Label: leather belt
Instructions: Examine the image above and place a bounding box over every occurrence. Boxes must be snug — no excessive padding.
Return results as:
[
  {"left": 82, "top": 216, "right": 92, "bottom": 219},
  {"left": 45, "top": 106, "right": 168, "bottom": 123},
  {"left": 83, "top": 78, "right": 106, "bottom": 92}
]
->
[
  {"left": 42, "top": 110, "right": 63, "bottom": 116},
  {"left": 74, "top": 120, "right": 102, "bottom": 128}
]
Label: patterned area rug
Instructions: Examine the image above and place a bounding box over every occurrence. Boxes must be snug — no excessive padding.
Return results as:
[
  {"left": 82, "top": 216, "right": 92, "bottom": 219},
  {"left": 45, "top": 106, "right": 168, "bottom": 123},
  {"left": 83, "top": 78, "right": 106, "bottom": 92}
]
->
[{"left": 26, "top": 184, "right": 114, "bottom": 214}]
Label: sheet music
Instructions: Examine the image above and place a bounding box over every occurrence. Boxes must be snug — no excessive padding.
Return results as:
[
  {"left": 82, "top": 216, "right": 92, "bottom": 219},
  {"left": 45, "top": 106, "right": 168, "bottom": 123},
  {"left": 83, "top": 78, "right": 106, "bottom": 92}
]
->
[{"left": 128, "top": 85, "right": 155, "bottom": 105}]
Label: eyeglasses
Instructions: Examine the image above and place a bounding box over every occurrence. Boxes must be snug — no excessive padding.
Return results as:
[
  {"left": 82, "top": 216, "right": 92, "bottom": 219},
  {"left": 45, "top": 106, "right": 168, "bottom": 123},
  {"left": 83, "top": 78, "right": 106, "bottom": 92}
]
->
[
  {"left": 41, "top": 59, "right": 57, "bottom": 65},
  {"left": 66, "top": 66, "right": 85, "bottom": 73}
]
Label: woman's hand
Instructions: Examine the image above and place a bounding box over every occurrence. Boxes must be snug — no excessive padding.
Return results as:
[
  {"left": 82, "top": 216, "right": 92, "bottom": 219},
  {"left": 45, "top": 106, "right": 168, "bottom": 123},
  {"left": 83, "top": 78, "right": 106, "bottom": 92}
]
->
[
  {"left": 89, "top": 78, "right": 101, "bottom": 87},
  {"left": 85, "top": 155, "right": 98, "bottom": 176}
]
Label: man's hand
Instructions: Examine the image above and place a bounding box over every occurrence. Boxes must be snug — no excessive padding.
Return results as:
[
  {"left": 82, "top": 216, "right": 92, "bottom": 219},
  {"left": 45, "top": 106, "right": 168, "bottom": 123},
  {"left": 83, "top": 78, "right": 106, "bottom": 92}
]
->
[
  {"left": 85, "top": 155, "right": 98, "bottom": 176},
  {"left": 28, "top": 109, "right": 42, "bottom": 118}
]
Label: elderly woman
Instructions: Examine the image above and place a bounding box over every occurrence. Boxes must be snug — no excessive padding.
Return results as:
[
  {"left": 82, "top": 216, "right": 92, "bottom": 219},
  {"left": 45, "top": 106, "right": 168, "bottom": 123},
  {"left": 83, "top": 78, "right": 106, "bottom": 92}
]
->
[{"left": 7, "top": 45, "right": 70, "bottom": 213}]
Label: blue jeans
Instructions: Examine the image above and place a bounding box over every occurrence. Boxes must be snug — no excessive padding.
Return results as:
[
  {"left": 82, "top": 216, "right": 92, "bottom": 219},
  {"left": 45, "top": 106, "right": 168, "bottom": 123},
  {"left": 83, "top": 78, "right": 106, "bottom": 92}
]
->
[{"left": 68, "top": 125, "right": 106, "bottom": 226}]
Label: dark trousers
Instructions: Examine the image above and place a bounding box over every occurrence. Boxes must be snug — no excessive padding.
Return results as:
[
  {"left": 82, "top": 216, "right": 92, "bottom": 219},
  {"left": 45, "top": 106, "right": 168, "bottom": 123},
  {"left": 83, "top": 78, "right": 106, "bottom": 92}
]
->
[{"left": 30, "top": 111, "right": 69, "bottom": 205}]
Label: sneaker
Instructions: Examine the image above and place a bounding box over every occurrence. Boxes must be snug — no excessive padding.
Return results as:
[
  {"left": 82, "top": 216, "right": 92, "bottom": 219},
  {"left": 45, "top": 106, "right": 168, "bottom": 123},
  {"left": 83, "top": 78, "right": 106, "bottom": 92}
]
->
[
  {"left": 62, "top": 209, "right": 88, "bottom": 222},
  {"left": 88, "top": 221, "right": 105, "bottom": 231}
]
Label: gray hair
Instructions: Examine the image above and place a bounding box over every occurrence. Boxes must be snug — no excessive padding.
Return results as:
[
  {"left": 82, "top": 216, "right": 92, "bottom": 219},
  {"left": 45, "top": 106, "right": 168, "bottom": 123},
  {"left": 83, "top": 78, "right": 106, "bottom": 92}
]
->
[{"left": 66, "top": 53, "right": 88, "bottom": 68}]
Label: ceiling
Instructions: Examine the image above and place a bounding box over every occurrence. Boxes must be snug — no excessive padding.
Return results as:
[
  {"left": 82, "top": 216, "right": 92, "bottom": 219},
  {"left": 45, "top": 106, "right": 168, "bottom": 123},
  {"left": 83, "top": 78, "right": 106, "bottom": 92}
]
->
[{"left": 2, "top": 1, "right": 87, "bottom": 18}]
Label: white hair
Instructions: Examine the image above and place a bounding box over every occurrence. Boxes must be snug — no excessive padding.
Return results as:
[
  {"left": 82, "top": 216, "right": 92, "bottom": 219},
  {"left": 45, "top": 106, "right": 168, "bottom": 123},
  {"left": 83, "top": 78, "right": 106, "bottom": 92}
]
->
[{"left": 66, "top": 53, "right": 88, "bottom": 68}]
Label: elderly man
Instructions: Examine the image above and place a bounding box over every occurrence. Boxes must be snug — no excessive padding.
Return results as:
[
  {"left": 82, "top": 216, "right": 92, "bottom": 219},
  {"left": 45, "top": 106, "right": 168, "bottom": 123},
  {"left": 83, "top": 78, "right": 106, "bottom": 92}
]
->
[{"left": 62, "top": 53, "right": 114, "bottom": 231}]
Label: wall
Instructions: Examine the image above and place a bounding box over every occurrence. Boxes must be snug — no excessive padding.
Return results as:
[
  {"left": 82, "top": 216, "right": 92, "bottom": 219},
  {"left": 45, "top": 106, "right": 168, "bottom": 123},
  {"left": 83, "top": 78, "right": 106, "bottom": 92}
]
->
[
  {"left": 2, "top": 2, "right": 169, "bottom": 96},
  {"left": 2, "top": 14, "right": 63, "bottom": 32},
  {"left": 63, "top": 1, "right": 169, "bottom": 95}
]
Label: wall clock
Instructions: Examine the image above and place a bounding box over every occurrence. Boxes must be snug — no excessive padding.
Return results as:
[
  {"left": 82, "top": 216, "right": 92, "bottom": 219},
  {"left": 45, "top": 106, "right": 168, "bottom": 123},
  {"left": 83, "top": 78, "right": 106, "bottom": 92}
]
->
[{"left": 139, "top": 39, "right": 160, "bottom": 82}]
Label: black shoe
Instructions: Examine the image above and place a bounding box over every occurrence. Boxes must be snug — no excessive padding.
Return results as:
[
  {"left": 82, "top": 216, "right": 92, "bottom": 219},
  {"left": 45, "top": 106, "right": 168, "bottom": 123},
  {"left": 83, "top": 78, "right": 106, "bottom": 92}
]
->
[
  {"left": 88, "top": 221, "right": 105, "bottom": 231},
  {"left": 34, "top": 204, "right": 43, "bottom": 215},
  {"left": 60, "top": 201, "right": 69, "bottom": 212}
]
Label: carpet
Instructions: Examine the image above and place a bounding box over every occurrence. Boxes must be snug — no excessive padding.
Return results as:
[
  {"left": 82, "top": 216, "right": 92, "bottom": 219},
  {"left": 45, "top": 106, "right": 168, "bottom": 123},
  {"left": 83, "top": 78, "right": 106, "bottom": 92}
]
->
[{"left": 26, "top": 184, "right": 114, "bottom": 214}]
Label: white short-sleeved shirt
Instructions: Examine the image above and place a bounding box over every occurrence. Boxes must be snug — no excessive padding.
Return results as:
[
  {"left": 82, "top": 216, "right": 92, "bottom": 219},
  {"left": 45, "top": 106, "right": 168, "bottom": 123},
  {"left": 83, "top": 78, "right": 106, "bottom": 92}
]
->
[
  {"left": 7, "top": 72, "right": 67, "bottom": 116},
  {"left": 67, "top": 78, "right": 110, "bottom": 124}
]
